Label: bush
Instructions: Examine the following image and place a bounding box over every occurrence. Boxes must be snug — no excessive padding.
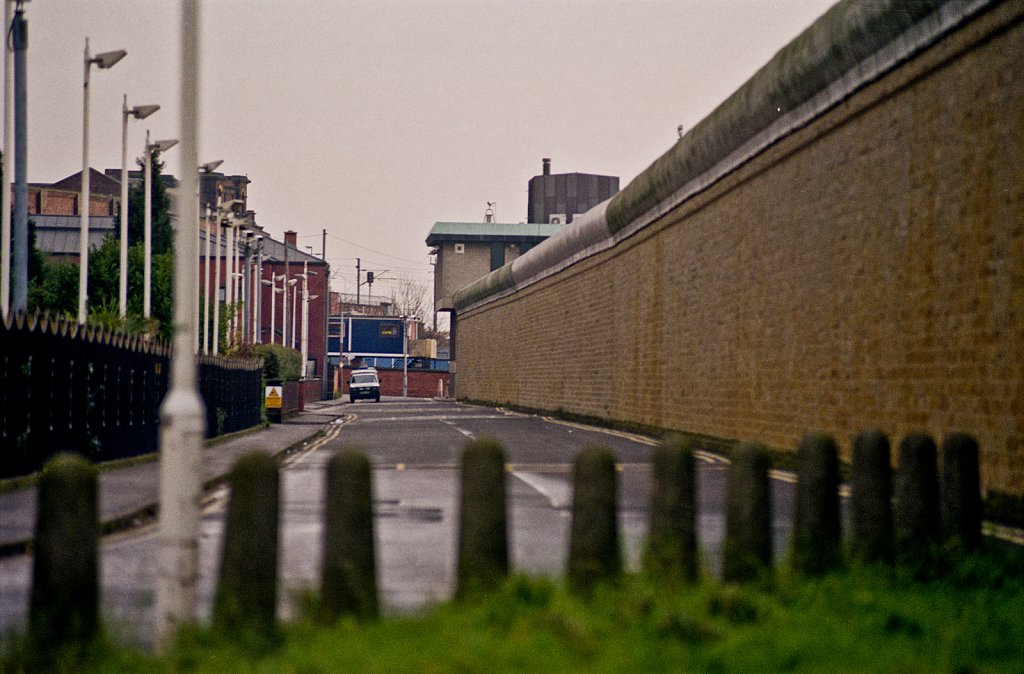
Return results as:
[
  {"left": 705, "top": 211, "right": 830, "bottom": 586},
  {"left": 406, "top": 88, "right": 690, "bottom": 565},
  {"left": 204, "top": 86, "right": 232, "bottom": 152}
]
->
[{"left": 242, "top": 343, "right": 302, "bottom": 381}]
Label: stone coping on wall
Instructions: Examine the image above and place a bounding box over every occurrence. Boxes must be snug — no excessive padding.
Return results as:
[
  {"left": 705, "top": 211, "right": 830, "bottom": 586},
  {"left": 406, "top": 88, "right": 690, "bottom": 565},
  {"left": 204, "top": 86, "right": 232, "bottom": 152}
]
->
[{"left": 452, "top": 0, "right": 999, "bottom": 315}]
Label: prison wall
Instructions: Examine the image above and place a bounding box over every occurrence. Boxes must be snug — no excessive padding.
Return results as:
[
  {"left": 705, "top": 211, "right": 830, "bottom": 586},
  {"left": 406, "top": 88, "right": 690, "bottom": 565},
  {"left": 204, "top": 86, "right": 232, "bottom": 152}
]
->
[{"left": 452, "top": 0, "right": 1024, "bottom": 497}]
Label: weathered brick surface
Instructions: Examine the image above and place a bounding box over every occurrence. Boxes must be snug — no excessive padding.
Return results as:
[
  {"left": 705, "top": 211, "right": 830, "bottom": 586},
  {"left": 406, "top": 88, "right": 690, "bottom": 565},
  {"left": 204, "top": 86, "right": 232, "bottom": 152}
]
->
[{"left": 456, "top": 5, "right": 1024, "bottom": 496}]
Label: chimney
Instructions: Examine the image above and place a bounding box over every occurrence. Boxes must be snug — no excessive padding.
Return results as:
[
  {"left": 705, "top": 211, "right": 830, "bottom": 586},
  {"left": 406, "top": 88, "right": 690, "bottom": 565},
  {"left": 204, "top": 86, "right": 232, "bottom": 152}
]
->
[
  {"left": 542, "top": 157, "right": 551, "bottom": 176},
  {"left": 284, "top": 230, "right": 297, "bottom": 248}
]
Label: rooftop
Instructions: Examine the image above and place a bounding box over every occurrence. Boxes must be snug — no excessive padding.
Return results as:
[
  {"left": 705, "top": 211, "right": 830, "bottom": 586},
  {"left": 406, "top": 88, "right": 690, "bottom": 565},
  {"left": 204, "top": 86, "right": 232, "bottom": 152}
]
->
[{"left": 426, "top": 221, "right": 562, "bottom": 245}]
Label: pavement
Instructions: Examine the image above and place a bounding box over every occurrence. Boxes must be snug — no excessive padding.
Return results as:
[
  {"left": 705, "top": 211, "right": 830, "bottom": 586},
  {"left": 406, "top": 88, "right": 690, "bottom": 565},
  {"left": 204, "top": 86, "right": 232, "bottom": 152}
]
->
[{"left": 0, "top": 398, "right": 347, "bottom": 557}]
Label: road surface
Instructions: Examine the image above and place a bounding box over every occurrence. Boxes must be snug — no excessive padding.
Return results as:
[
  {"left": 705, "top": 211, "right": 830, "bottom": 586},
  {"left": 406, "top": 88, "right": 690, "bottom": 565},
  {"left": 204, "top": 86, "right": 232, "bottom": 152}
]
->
[{"left": 0, "top": 398, "right": 799, "bottom": 648}]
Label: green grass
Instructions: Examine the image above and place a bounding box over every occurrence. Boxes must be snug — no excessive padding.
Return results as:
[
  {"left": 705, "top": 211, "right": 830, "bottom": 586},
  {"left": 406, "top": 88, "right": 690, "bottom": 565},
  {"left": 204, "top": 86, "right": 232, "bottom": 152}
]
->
[{"left": 4, "top": 547, "right": 1022, "bottom": 673}]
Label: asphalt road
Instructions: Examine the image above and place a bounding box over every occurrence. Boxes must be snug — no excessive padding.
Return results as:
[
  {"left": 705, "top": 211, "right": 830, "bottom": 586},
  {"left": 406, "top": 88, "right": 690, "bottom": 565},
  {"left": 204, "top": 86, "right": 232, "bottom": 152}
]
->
[{"left": 0, "top": 398, "right": 800, "bottom": 648}]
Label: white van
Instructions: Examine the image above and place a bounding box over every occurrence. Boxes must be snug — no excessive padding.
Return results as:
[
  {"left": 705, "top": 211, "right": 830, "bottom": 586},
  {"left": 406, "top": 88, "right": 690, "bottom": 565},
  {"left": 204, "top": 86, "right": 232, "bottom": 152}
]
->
[{"left": 349, "top": 368, "right": 381, "bottom": 402}]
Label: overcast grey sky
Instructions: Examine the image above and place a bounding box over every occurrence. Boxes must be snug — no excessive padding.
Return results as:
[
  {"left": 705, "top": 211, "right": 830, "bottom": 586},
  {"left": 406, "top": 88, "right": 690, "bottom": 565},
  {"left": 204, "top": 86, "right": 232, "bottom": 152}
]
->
[{"left": 22, "top": 0, "right": 834, "bottom": 302}]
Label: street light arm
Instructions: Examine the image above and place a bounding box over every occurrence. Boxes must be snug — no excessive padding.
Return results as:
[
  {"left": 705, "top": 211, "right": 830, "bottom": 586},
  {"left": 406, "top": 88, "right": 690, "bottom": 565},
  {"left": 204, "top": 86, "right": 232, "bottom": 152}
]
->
[
  {"left": 130, "top": 104, "right": 160, "bottom": 120},
  {"left": 93, "top": 49, "right": 127, "bottom": 69},
  {"left": 149, "top": 138, "right": 179, "bottom": 153}
]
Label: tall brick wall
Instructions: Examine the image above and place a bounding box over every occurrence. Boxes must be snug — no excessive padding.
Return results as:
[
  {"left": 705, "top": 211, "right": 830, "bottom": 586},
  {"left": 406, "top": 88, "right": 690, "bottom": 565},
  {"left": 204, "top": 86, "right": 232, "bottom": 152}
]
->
[{"left": 455, "top": 2, "right": 1024, "bottom": 496}]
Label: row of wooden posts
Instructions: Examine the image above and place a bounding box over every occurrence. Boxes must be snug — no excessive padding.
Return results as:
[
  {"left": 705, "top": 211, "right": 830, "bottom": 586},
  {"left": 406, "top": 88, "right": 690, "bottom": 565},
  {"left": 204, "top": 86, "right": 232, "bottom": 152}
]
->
[{"left": 26, "top": 428, "right": 982, "bottom": 649}]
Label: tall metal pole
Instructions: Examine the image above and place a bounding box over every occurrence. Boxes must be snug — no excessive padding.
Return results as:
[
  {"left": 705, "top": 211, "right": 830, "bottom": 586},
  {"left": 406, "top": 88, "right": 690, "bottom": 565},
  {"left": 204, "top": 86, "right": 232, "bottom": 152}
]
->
[
  {"left": 254, "top": 236, "right": 263, "bottom": 343},
  {"left": 78, "top": 38, "right": 91, "bottom": 324},
  {"left": 119, "top": 96, "right": 130, "bottom": 318},
  {"left": 355, "top": 256, "right": 361, "bottom": 304},
  {"left": 235, "top": 229, "right": 244, "bottom": 344},
  {"left": 155, "top": 0, "right": 205, "bottom": 647},
  {"left": 269, "top": 276, "right": 278, "bottom": 344},
  {"left": 11, "top": 5, "right": 26, "bottom": 314},
  {"left": 292, "top": 282, "right": 299, "bottom": 349},
  {"left": 300, "top": 261, "right": 309, "bottom": 377},
  {"left": 282, "top": 274, "right": 290, "bottom": 349},
  {"left": 223, "top": 221, "right": 234, "bottom": 345},
  {"left": 202, "top": 204, "right": 211, "bottom": 353},
  {"left": 1, "top": 0, "right": 14, "bottom": 318},
  {"left": 241, "top": 233, "right": 250, "bottom": 344},
  {"left": 143, "top": 130, "right": 153, "bottom": 318},
  {"left": 194, "top": 198, "right": 202, "bottom": 351},
  {"left": 211, "top": 212, "right": 221, "bottom": 354},
  {"left": 402, "top": 315, "right": 408, "bottom": 397}
]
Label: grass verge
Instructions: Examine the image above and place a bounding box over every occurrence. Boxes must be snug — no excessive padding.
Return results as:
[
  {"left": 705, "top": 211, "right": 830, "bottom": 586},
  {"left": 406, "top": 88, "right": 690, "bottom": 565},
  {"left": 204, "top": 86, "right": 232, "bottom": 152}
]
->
[{"left": 3, "top": 545, "right": 1021, "bottom": 673}]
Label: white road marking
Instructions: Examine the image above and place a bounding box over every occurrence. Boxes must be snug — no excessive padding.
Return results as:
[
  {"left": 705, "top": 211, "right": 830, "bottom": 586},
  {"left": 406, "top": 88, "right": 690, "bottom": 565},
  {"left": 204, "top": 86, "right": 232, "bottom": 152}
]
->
[
  {"left": 442, "top": 419, "right": 476, "bottom": 440},
  {"left": 512, "top": 471, "right": 572, "bottom": 509}
]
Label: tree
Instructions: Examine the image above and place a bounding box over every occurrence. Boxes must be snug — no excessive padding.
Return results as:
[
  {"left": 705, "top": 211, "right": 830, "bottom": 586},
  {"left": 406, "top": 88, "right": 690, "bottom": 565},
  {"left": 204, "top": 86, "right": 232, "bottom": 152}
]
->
[
  {"left": 25, "top": 148, "right": 175, "bottom": 340},
  {"left": 389, "top": 274, "right": 430, "bottom": 320},
  {"left": 389, "top": 274, "right": 447, "bottom": 346},
  {"left": 127, "top": 149, "right": 173, "bottom": 254}
]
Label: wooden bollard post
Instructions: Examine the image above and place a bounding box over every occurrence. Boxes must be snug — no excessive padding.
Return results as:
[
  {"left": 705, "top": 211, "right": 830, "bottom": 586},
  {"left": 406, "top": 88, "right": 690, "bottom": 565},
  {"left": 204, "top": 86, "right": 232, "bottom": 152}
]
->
[
  {"left": 723, "top": 441, "right": 772, "bottom": 582},
  {"left": 455, "top": 437, "right": 509, "bottom": 599},
  {"left": 850, "top": 429, "right": 893, "bottom": 564},
  {"left": 322, "top": 448, "right": 378, "bottom": 621},
  {"left": 29, "top": 453, "right": 99, "bottom": 656},
  {"left": 792, "top": 432, "right": 841, "bottom": 575},
  {"left": 643, "top": 435, "right": 698, "bottom": 582},
  {"left": 940, "top": 433, "right": 982, "bottom": 552},
  {"left": 894, "top": 433, "right": 940, "bottom": 562},
  {"left": 567, "top": 445, "right": 621, "bottom": 596},
  {"left": 213, "top": 451, "right": 280, "bottom": 641}
]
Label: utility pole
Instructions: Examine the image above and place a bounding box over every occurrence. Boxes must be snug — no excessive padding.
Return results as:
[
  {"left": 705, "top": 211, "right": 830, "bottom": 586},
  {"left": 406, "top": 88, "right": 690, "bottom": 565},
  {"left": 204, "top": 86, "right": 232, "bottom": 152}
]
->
[
  {"left": 355, "top": 257, "right": 361, "bottom": 304},
  {"left": 155, "top": 0, "right": 205, "bottom": 647},
  {"left": 11, "top": 3, "right": 27, "bottom": 313},
  {"left": 1, "top": 0, "right": 13, "bottom": 317}
]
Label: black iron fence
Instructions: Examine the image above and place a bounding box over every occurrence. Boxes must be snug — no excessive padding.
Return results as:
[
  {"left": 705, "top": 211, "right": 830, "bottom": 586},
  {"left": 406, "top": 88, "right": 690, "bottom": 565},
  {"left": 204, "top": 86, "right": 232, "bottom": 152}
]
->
[
  {"left": 198, "top": 354, "right": 263, "bottom": 438},
  {"left": 0, "top": 313, "right": 262, "bottom": 479}
]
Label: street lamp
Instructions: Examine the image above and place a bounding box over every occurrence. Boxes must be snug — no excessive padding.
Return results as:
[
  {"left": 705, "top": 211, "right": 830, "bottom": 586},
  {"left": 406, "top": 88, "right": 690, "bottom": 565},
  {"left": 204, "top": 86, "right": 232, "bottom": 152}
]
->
[
  {"left": 143, "top": 132, "right": 178, "bottom": 319},
  {"left": 155, "top": 0, "right": 203, "bottom": 641},
  {"left": 299, "top": 265, "right": 317, "bottom": 378},
  {"left": 261, "top": 274, "right": 283, "bottom": 345},
  {"left": 119, "top": 96, "right": 160, "bottom": 318},
  {"left": 402, "top": 314, "right": 418, "bottom": 397},
  {"left": 290, "top": 279, "right": 300, "bottom": 349},
  {"left": 79, "top": 38, "right": 126, "bottom": 324},
  {"left": 283, "top": 276, "right": 297, "bottom": 348},
  {"left": 199, "top": 161, "right": 223, "bottom": 354},
  {"left": 253, "top": 236, "right": 264, "bottom": 343}
]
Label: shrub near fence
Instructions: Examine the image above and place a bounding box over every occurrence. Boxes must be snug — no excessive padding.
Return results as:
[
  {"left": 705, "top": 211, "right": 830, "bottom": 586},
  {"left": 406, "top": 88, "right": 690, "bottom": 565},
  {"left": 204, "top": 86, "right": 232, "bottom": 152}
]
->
[
  {"left": 198, "top": 355, "right": 263, "bottom": 437},
  {"left": 0, "top": 313, "right": 263, "bottom": 479}
]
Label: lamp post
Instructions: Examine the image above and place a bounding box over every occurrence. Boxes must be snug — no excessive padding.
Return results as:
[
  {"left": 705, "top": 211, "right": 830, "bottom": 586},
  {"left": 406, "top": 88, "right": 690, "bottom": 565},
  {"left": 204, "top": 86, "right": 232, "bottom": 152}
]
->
[
  {"left": 79, "top": 39, "right": 126, "bottom": 324},
  {"left": 155, "top": 0, "right": 204, "bottom": 644},
  {"left": 283, "top": 276, "right": 296, "bottom": 348},
  {"left": 299, "top": 264, "right": 318, "bottom": 378},
  {"left": 291, "top": 280, "right": 300, "bottom": 349},
  {"left": 119, "top": 97, "right": 160, "bottom": 318},
  {"left": 401, "top": 314, "right": 409, "bottom": 397},
  {"left": 197, "top": 161, "right": 222, "bottom": 353},
  {"left": 240, "top": 230, "right": 252, "bottom": 344},
  {"left": 143, "top": 132, "right": 178, "bottom": 319},
  {"left": 211, "top": 211, "right": 223, "bottom": 355},
  {"left": 222, "top": 219, "right": 235, "bottom": 345},
  {"left": 253, "top": 236, "right": 264, "bottom": 343},
  {"left": 261, "top": 275, "right": 282, "bottom": 345},
  {"left": 1, "top": 0, "right": 12, "bottom": 317}
]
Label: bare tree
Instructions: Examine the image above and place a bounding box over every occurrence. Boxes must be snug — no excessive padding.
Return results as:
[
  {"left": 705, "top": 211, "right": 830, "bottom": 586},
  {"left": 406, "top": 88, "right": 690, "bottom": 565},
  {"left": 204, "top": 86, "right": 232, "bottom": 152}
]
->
[
  {"left": 390, "top": 274, "right": 448, "bottom": 344},
  {"left": 389, "top": 273, "right": 430, "bottom": 320}
]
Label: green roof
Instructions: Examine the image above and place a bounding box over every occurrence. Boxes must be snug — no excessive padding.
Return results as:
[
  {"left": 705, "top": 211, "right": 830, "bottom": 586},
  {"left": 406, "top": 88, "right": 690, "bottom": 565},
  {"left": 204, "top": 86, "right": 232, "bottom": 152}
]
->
[{"left": 426, "top": 221, "right": 562, "bottom": 245}]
